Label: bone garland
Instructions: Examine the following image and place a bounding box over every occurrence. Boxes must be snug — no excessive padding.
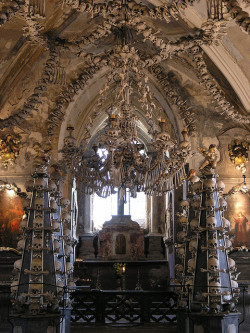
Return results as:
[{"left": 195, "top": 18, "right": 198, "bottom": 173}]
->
[
  {"left": 47, "top": 57, "right": 105, "bottom": 135},
  {"left": 45, "top": 49, "right": 66, "bottom": 85},
  {"left": 225, "top": 0, "right": 250, "bottom": 35},
  {"left": 189, "top": 45, "right": 250, "bottom": 123},
  {"left": 69, "top": 22, "right": 114, "bottom": 52},
  {"left": 200, "top": 18, "right": 229, "bottom": 45},
  {"left": 0, "top": 0, "right": 24, "bottom": 27},
  {"left": 133, "top": 20, "right": 203, "bottom": 61},
  {"left": 64, "top": 0, "right": 149, "bottom": 19},
  {"left": 63, "top": 0, "right": 190, "bottom": 24},
  {"left": 150, "top": 65, "right": 197, "bottom": 133},
  {"left": 0, "top": 50, "right": 60, "bottom": 130}
]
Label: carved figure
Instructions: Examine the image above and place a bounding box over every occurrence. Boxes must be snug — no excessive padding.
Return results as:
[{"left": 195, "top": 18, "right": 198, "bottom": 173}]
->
[{"left": 198, "top": 144, "right": 218, "bottom": 171}]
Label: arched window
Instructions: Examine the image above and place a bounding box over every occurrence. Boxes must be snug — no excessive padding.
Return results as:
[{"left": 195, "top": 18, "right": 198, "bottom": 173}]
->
[{"left": 92, "top": 190, "right": 147, "bottom": 231}]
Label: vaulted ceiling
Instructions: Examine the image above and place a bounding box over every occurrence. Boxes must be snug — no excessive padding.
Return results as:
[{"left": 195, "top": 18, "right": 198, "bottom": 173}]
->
[{"left": 0, "top": 0, "right": 249, "bottom": 176}]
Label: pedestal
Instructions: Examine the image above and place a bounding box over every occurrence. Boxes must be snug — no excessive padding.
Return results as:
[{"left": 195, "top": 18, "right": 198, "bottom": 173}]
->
[
  {"left": 145, "top": 234, "right": 164, "bottom": 259},
  {"left": 177, "top": 310, "right": 241, "bottom": 333},
  {"left": 10, "top": 314, "right": 64, "bottom": 333},
  {"left": 78, "top": 233, "right": 96, "bottom": 259}
]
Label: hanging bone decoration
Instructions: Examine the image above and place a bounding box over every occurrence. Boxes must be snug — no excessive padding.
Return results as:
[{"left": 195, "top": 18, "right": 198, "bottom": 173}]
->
[
  {"left": 11, "top": 147, "right": 74, "bottom": 315},
  {"left": 174, "top": 147, "right": 240, "bottom": 313},
  {"left": 61, "top": 46, "right": 192, "bottom": 198}
]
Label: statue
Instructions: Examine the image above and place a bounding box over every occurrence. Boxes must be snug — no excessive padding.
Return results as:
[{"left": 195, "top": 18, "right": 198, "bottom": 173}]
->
[{"left": 198, "top": 144, "right": 219, "bottom": 173}]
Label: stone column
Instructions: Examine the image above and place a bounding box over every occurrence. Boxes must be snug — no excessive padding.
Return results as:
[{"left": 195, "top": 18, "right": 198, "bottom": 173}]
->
[
  {"left": 77, "top": 193, "right": 96, "bottom": 259},
  {"left": 150, "top": 195, "right": 165, "bottom": 235},
  {"left": 145, "top": 195, "right": 166, "bottom": 259}
]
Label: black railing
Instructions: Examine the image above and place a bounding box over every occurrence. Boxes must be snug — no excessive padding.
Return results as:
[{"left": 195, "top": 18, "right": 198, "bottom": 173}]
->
[{"left": 70, "top": 289, "right": 178, "bottom": 325}]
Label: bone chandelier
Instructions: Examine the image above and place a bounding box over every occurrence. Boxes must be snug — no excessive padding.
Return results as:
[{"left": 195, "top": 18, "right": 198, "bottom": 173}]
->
[{"left": 62, "top": 45, "right": 191, "bottom": 198}]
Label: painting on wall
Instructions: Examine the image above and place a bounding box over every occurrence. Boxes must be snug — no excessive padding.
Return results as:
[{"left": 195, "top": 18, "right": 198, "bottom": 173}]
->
[
  {"left": 0, "top": 189, "right": 24, "bottom": 249},
  {"left": 224, "top": 192, "right": 250, "bottom": 247}
]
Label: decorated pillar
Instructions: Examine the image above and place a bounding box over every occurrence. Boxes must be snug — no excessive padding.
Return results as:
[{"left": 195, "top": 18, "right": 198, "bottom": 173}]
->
[
  {"left": 10, "top": 146, "right": 73, "bottom": 333},
  {"left": 175, "top": 145, "right": 241, "bottom": 333}
]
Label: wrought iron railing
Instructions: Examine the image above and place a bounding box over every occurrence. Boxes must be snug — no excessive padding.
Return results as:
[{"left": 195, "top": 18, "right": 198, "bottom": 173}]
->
[{"left": 70, "top": 289, "right": 178, "bottom": 325}]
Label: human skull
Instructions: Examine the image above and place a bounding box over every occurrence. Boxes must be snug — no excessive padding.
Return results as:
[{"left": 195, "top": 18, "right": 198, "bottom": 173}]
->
[
  {"left": 204, "top": 179, "right": 216, "bottom": 192},
  {"left": 219, "top": 197, "right": 227, "bottom": 211},
  {"left": 176, "top": 246, "right": 185, "bottom": 258},
  {"left": 175, "top": 264, "right": 184, "bottom": 275},
  {"left": 187, "top": 258, "right": 195, "bottom": 273},
  {"left": 64, "top": 244, "right": 73, "bottom": 257},
  {"left": 35, "top": 197, "right": 44, "bottom": 211},
  {"left": 208, "top": 238, "right": 217, "bottom": 249},
  {"left": 190, "top": 175, "right": 200, "bottom": 184},
  {"left": 68, "top": 281, "right": 76, "bottom": 290},
  {"left": 107, "top": 128, "right": 119, "bottom": 140},
  {"left": 55, "top": 260, "right": 62, "bottom": 273},
  {"left": 208, "top": 257, "right": 219, "bottom": 271},
  {"left": 14, "top": 259, "right": 22, "bottom": 271},
  {"left": 33, "top": 238, "right": 43, "bottom": 250},
  {"left": 205, "top": 198, "right": 216, "bottom": 212},
  {"left": 17, "top": 239, "right": 25, "bottom": 251},
  {"left": 180, "top": 200, "right": 189, "bottom": 211},
  {"left": 210, "top": 303, "right": 221, "bottom": 313},
  {"left": 189, "top": 239, "right": 198, "bottom": 253},
  {"left": 191, "top": 199, "right": 201, "bottom": 210},
  {"left": 11, "top": 280, "right": 19, "bottom": 295},
  {"left": 30, "top": 283, "right": 42, "bottom": 295},
  {"left": 228, "top": 258, "right": 236, "bottom": 272},
  {"left": 66, "top": 262, "right": 74, "bottom": 274},
  {"left": 209, "top": 281, "right": 221, "bottom": 294},
  {"left": 50, "top": 199, "right": 58, "bottom": 213},
  {"left": 222, "top": 217, "right": 231, "bottom": 231},
  {"left": 190, "top": 218, "right": 199, "bottom": 231},
  {"left": 178, "top": 216, "right": 188, "bottom": 227},
  {"left": 61, "top": 211, "right": 71, "bottom": 223},
  {"left": 207, "top": 216, "right": 217, "bottom": 229},
  {"left": 177, "top": 231, "right": 186, "bottom": 243},
  {"left": 53, "top": 240, "right": 61, "bottom": 253},
  {"left": 191, "top": 45, "right": 200, "bottom": 54},
  {"left": 52, "top": 219, "right": 60, "bottom": 232},
  {"left": 48, "top": 180, "right": 57, "bottom": 193},
  {"left": 34, "top": 178, "right": 47, "bottom": 191},
  {"left": 156, "top": 130, "right": 171, "bottom": 147},
  {"left": 60, "top": 198, "right": 70, "bottom": 208},
  {"left": 33, "top": 216, "right": 43, "bottom": 229},
  {"left": 57, "top": 281, "right": 64, "bottom": 296},
  {"left": 32, "top": 258, "right": 42, "bottom": 272},
  {"left": 216, "top": 180, "right": 225, "bottom": 193}
]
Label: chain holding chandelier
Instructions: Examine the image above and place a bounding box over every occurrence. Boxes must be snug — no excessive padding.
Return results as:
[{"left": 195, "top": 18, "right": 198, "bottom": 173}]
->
[{"left": 61, "top": 45, "right": 191, "bottom": 198}]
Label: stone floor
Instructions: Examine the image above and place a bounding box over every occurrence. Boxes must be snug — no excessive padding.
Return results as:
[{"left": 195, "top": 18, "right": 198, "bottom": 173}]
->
[{"left": 71, "top": 323, "right": 178, "bottom": 333}]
